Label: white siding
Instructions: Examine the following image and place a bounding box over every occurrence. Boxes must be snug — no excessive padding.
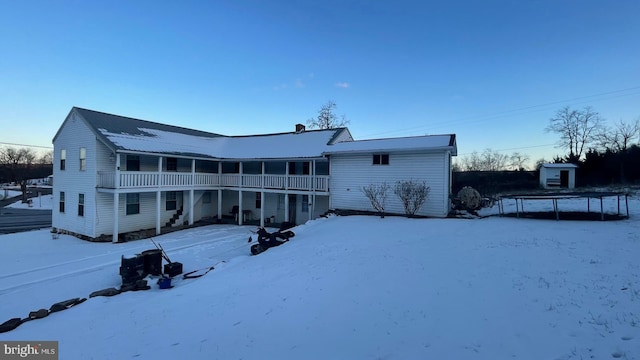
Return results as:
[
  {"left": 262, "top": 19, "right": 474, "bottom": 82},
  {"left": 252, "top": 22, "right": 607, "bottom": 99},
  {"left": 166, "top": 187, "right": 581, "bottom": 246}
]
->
[
  {"left": 52, "top": 112, "right": 100, "bottom": 237},
  {"left": 329, "top": 151, "right": 451, "bottom": 217}
]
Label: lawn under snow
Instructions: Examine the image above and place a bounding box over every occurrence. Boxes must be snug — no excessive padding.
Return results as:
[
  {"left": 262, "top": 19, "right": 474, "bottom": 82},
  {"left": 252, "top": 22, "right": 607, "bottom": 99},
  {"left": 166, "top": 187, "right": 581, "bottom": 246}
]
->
[{"left": 1, "top": 194, "right": 639, "bottom": 359}]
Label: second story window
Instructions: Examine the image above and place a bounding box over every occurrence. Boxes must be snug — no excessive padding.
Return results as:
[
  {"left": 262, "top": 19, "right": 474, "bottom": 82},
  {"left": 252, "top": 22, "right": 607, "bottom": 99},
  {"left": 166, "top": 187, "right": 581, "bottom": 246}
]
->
[
  {"left": 79, "top": 148, "right": 86, "bottom": 171},
  {"left": 60, "top": 149, "right": 66, "bottom": 170},
  {"left": 373, "top": 154, "right": 389, "bottom": 165}
]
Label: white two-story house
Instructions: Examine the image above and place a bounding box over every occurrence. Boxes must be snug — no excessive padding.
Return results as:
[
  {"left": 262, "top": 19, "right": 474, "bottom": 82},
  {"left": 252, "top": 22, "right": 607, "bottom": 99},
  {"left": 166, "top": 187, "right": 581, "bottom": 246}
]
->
[{"left": 52, "top": 107, "right": 457, "bottom": 242}]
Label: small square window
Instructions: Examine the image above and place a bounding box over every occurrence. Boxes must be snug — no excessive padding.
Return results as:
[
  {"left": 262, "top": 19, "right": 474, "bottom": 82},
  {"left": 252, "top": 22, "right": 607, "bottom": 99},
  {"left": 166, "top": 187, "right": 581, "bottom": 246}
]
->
[{"left": 373, "top": 154, "right": 389, "bottom": 165}]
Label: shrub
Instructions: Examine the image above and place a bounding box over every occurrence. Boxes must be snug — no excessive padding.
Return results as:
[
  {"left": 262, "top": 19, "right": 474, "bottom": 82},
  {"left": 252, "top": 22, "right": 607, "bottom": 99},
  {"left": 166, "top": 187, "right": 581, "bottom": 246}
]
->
[
  {"left": 394, "top": 180, "right": 430, "bottom": 216},
  {"left": 456, "top": 186, "right": 482, "bottom": 211},
  {"left": 362, "top": 182, "right": 390, "bottom": 218}
]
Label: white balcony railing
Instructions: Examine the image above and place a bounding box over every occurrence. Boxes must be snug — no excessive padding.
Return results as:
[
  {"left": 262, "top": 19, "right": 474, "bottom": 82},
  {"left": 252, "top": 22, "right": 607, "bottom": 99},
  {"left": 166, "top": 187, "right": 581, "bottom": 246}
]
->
[{"left": 97, "top": 171, "right": 329, "bottom": 192}]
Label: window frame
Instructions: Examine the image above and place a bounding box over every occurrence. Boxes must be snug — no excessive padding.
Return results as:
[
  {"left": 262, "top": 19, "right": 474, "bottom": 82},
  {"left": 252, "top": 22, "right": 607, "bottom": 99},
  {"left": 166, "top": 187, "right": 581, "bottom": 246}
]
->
[
  {"left": 59, "top": 191, "right": 65, "bottom": 213},
  {"left": 79, "top": 147, "right": 86, "bottom": 171},
  {"left": 166, "top": 191, "right": 177, "bottom": 211},
  {"left": 373, "top": 153, "right": 390, "bottom": 165},
  {"left": 78, "top": 193, "right": 85, "bottom": 217},
  {"left": 126, "top": 193, "right": 140, "bottom": 215},
  {"left": 60, "top": 149, "right": 66, "bottom": 171}
]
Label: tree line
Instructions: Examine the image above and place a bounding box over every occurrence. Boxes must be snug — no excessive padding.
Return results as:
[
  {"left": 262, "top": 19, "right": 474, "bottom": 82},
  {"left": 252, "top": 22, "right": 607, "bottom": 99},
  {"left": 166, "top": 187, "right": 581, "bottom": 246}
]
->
[
  {"left": 455, "top": 106, "right": 639, "bottom": 183},
  {"left": 0, "top": 147, "right": 53, "bottom": 184}
]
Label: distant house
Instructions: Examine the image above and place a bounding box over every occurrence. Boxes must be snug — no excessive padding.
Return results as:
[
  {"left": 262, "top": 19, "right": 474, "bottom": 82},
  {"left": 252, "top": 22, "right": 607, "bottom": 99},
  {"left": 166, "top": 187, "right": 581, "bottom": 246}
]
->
[
  {"left": 539, "top": 163, "right": 578, "bottom": 189},
  {"left": 52, "top": 107, "right": 457, "bottom": 242}
]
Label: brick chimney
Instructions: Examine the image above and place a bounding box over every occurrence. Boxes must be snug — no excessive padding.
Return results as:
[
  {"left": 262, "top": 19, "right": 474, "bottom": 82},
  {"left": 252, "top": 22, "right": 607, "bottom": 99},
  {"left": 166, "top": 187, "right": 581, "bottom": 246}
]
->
[{"left": 295, "top": 123, "right": 305, "bottom": 133}]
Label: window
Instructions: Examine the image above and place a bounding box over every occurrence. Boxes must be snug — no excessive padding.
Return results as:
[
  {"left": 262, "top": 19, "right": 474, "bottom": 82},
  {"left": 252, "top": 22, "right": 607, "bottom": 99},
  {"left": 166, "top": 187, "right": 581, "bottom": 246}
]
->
[
  {"left": 78, "top": 193, "right": 85, "bottom": 216},
  {"left": 373, "top": 154, "right": 389, "bottom": 165},
  {"left": 166, "top": 191, "right": 177, "bottom": 211},
  {"left": 255, "top": 192, "right": 261, "bottom": 209},
  {"left": 79, "top": 147, "right": 86, "bottom": 171},
  {"left": 166, "top": 157, "right": 177, "bottom": 171},
  {"left": 126, "top": 193, "right": 140, "bottom": 215},
  {"left": 202, "top": 191, "right": 211, "bottom": 204},
  {"left": 59, "top": 192, "right": 65, "bottom": 213},
  {"left": 126, "top": 155, "right": 140, "bottom": 171},
  {"left": 60, "top": 149, "right": 66, "bottom": 170},
  {"left": 302, "top": 195, "right": 309, "bottom": 213}
]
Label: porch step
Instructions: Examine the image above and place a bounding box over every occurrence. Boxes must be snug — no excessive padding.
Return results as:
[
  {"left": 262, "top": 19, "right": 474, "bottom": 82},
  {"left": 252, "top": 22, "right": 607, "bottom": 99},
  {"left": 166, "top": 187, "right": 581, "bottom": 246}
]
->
[{"left": 165, "top": 207, "right": 184, "bottom": 228}]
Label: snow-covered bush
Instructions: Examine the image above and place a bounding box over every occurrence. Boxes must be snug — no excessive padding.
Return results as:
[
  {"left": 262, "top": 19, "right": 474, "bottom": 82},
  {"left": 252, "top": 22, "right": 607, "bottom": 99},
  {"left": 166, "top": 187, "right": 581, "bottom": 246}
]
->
[
  {"left": 362, "top": 182, "right": 390, "bottom": 218},
  {"left": 394, "top": 180, "right": 430, "bottom": 216},
  {"left": 456, "top": 186, "right": 482, "bottom": 211}
]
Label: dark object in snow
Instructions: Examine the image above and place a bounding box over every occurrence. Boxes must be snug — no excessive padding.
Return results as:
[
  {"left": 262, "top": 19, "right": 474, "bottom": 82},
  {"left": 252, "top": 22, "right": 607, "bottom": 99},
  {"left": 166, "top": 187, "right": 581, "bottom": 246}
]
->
[
  {"left": 0, "top": 318, "right": 24, "bottom": 333},
  {"left": 89, "top": 288, "right": 122, "bottom": 298},
  {"left": 141, "top": 249, "right": 163, "bottom": 276},
  {"left": 164, "top": 262, "right": 183, "bottom": 277},
  {"left": 158, "top": 277, "right": 172, "bottom": 289},
  {"left": 120, "top": 254, "right": 145, "bottom": 287},
  {"left": 250, "top": 227, "right": 295, "bottom": 255},
  {"left": 183, "top": 266, "right": 216, "bottom": 279},
  {"left": 49, "top": 297, "right": 86, "bottom": 313},
  {"left": 28, "top": 309, "right": 49, "bottom": 319}
]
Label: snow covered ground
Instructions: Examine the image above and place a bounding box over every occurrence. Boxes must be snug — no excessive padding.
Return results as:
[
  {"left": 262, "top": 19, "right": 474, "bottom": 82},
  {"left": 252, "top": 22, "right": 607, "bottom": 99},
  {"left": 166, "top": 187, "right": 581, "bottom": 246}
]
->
[
  {"left": 0, "top": 193, "right": 639, "bottom": 359},
  {"left": 3, "top": 193, "right": 53, "bottom": 209}
]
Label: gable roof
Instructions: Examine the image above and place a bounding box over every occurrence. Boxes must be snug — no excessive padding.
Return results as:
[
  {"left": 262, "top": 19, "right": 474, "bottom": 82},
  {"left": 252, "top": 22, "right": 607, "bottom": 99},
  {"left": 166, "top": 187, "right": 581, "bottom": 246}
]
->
[
  {"left": 323, "top": 134, "right": 457, "bottom": 156},
  {"left": 56, "top": 107, "right": 350, "bottom": 160}
]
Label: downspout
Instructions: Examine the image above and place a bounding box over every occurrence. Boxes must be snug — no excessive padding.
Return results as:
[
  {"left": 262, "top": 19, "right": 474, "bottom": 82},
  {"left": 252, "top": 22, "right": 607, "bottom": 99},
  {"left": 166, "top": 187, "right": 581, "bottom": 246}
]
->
[{"left": 112, "top": 153, "right": 121, "bottom": 243}]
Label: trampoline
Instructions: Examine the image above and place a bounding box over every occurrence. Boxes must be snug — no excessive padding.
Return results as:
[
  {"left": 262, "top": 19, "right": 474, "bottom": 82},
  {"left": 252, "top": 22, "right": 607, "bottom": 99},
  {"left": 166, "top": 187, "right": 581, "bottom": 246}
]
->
[{"left": 497, "top": 191, "right": 630, "bottom": 221}]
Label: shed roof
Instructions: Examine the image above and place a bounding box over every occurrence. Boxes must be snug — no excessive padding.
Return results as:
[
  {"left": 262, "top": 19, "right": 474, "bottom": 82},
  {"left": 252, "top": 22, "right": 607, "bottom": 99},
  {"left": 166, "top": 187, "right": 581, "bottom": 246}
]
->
[{"left": 541, "top": 163, "right": 579, "bottom": 169}]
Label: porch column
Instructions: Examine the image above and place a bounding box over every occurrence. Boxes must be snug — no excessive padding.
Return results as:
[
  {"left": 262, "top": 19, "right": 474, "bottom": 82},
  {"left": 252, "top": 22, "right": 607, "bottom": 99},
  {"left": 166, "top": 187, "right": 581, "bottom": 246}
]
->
[
  {"left": 284, "top": 193, "right": 289, "bottom": 222},
  {"left": 260, "top": 191, "right": 265, "bottom": 227},
  {"left": 112, "top": 153, "right": 121, "bottom": 243},
  {"left": 189, "top": 159, "right": 195, "bottom": 225},
  {"left": 260, "top": 162, "right": 265, "bottom": 227},
  {"left": 217, "top": 162, "right": 222, "bottom": 220},
  {"left": 156, "top": 156, "right": 162, "bottom": 235},
  {"left": 284, "top": 161, "right": 290, "bottom": 222},
  {"left": 156, "top": 191, "right": 161, "bottom": 235},
  {"left": 237, "top": 162, "right": 243, "bottom": 225}
]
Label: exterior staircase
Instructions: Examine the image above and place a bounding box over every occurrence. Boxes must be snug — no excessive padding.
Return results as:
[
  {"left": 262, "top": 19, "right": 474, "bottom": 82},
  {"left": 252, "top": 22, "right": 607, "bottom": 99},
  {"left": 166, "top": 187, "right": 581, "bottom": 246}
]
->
[{"left": 165, "top": 207, "right": 185, "bottom": 228}]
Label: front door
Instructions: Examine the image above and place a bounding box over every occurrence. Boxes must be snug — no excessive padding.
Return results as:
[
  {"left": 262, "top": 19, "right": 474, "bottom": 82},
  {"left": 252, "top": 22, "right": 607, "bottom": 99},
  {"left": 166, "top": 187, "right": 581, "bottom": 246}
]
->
[{"left": 560, "top": 170, "right": 569, "bottom": 187}]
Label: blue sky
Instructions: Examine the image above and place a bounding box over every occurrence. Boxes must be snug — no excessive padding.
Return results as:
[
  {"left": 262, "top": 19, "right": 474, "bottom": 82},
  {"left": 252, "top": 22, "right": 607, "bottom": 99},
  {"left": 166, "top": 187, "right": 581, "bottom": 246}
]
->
[{"left": 1, "top": 0, "right": 639, "bottom": 165}]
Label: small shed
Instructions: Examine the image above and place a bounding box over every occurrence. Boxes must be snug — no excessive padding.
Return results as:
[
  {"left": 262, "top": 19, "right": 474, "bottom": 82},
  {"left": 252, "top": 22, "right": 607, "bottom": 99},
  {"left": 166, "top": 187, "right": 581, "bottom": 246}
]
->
[{"left": 539, "top": 163, "right": 578, "bottom": 189}]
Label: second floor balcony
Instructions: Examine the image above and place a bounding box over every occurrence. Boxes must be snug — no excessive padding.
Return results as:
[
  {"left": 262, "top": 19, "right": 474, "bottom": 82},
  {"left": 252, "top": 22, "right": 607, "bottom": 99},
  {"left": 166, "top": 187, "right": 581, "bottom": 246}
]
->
[{"left": 97, "top": 171, "right": 329, "bottom": 192}]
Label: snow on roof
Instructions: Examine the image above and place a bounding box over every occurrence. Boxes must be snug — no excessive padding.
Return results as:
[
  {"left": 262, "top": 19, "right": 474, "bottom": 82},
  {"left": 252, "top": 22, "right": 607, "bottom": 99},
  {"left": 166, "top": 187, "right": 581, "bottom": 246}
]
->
[
  {"left": 541, "top": 163, "right": 579, "bottom": 168},
  {"left": 323, "top": 134, "right": 456, "bottom": 155},
  {"left": 70, "top": 107, "right": 456, "bottom": 160},
  {"left": 99, "top": 127, "right": 344, "bottom": 159}
]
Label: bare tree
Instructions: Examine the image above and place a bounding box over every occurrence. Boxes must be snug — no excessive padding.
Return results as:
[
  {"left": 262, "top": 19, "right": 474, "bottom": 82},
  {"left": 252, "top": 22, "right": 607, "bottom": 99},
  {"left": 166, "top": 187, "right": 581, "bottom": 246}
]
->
[
  {"left": 595, "top": 118, "right": 640, "bottom": 153},
  {"left": 307, "top": 101, "right": 350, "bottom": 129},
  {"left": 509, "top": 152, "right": 530, "bottom": 171},
  {"left": 545, "top": 106, "right": 605, "bottom": 161},
  {"left": 38, "top": 150, "right": 54, "bottom": 165},
  {"left": 459, "top": 149, "right": 509, "bottom": 171},
  {"left": 362, "top": 182, "right": 390, "bottom": 218}
]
